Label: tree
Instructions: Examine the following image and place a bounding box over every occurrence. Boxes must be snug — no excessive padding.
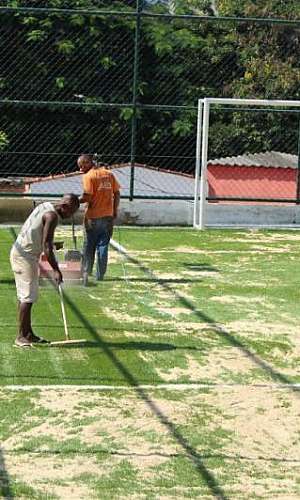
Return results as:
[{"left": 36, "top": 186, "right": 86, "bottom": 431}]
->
[{"left": 1, "top": 0, "right": 300, "bottom": 179}]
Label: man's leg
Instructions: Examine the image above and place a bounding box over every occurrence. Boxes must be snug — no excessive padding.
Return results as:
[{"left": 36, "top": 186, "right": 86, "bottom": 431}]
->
[
  {"left": 16, "top": 301, "right": 33, "bottom": 345},
  {"left": 82, "top": 220, "right": 97, "bottom": 285},
  {"left": 96, "top": 242, "right": 109, "bottom": 280},
  {"left": 96, "top": 218, "right": 112, "bottom": 281},
  {"left": 10, "top": 247, "right": 43, "bottom": 346}
]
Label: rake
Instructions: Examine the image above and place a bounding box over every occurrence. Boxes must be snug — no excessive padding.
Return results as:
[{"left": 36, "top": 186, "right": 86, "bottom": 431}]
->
[{"left": 50, "top": 284, "right": 87, "bottom": 346}]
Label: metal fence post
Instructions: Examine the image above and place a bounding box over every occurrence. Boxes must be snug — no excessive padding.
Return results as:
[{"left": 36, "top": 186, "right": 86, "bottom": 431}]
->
[{"left": 129, "top": 0, "right": 142, "bottom": 201}]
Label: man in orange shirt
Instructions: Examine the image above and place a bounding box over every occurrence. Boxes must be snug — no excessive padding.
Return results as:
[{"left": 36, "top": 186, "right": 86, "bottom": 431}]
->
[{"left": 78, "top": 154, "right": 120, "bottom": 285}]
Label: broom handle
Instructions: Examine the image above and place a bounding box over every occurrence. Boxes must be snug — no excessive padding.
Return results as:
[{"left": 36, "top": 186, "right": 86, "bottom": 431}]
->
[
  {"left": 72, "top": 216, "right": 77, "bottom": 249},
  {"left": 58, "top": 284, "right": 70, "bottom": 341}
]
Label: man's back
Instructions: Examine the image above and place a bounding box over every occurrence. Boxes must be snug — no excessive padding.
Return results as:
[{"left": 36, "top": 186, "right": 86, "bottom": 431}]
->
[
  {"left": 83, "top": 167, "right": 120, "bottom": 219},
  {"left": 14, "top": 202, "right": 58, "bottom": 259}
]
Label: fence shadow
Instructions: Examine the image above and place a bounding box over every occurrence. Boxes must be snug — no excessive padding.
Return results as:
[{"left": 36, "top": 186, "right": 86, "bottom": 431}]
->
[
  {"left": 61, "top": 291, "right": 229, "bottom": 498},
  {"left": 104, "top": 277, "right": 204, "bottom": 284},
  {"left": 182, "top": 262, "right": 220, "bottom": 272},
  {"left": 114, "top": 242, "right": 299, "bottom": 391},
  {"left": 0, "top": 448, "right": 14, "bottom": 499},
  {"left": 0, "top": 280, "right": 15, "bottom": 285}
]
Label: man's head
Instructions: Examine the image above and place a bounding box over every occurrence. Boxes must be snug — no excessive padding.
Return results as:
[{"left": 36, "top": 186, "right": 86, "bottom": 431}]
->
[
  {"left": 56, "top": 193, "right": 80, "bottom": 219},
  {"left": 77, "top": 154, "right": 94, "bottom": 174}
]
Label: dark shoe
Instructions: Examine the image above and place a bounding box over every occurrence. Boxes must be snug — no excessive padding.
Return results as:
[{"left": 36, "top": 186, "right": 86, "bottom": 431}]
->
[
  {"left": 29, "top": 333, "right": 50, "bottom": 344},
  {"left": 14, "top": 337, "right": 33, "bottom": 348}
]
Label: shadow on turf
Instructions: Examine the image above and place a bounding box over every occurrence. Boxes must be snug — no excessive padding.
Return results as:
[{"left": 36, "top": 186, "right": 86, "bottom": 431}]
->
[
  {"left": 5, "top": 232, "right": 295, "bottom": 499},
  {"left": 0, "top": 279, "right": 15, "bottom": 285},
  {"left": 116, "top": 245, "right": 299, "bottom": 391},
  {"left": 103, "top": 277, "right": 204, "bottom": 284},
  {"left": 46, "top": 340, "right": 199, "bottom": 352},
  {"left": 37, "top": 245, "right": 300, "bottom": 499},
  {"left": 182, "top": 262, "right": 220, "bottom": 273},
  {"left": 0, "top": 448, "right": 14, "bottom": 499},
  {"left": 56, "top": 294, "right": 229, "bottom": 499}
]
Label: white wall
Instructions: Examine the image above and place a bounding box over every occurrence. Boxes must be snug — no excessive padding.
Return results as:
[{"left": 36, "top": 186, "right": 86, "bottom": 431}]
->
[
  {"left": 118, "top": 200, "right": 300, "bottom": 227},
  {"left": 2, "top": 197, "right": 300, "bottom": 227},
  {"left": 206, "top": 203, "right": 300, "bottom": 227}
]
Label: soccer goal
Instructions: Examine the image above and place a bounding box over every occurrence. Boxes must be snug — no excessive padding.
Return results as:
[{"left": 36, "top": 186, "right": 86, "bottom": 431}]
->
[{"left": 193, "top": 98, "right": 300, "bottom": 229}]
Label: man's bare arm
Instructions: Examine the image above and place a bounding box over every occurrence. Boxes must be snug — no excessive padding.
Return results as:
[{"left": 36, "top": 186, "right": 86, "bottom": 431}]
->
[{"left": 42, "top": 212, "right": 62, "bottom": 283}]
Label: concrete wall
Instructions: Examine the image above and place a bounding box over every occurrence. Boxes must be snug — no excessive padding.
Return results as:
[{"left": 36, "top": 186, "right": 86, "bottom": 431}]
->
[
  {"left": 116, "top": 199, "right": 194, "bottom": 226},
  {"left": 116, "top": 200, "right": 300, "bottom": 227},
  {"left": 1, "top": 197, "right": 300, "bottom": 227},
  {"left": 0, "top": 198, "right": 34, "bottom": 223},
  {"left": 206, "top": 203, "right": 300, "bottom": 227}
]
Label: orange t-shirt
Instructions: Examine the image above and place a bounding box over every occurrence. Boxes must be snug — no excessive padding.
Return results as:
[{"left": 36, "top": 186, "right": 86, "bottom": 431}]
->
[{"left": 83, "top": 167, "right": 120, "bottom": 219}]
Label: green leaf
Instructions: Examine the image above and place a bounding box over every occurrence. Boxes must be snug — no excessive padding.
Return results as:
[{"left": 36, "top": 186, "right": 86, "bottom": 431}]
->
[
  {"left": 26, "top": 30, "right": 46, "bottom": 42},
  {"left": 21, "top": 16, "right": 37, "bottom": 26},
  {"left": 70, "top": 15, "right": 85, "bottom": 27},
  {"left": 0, "top": 131, "right": 9, "bottom": 150},
  {"left": 56, "top": 40, "right": 75, "bottom": 55},
  {"left": 55, "top": 77, "right": 65, "bottom": 89},
  {"left": 100, "top": 56, "right": 116, "bottom": 70},
  {"left": 120, "top": 108, "right": 134, "bottom": 121},
  {"left": 172, "top": 119, "right": 193, "bottom": 137}
]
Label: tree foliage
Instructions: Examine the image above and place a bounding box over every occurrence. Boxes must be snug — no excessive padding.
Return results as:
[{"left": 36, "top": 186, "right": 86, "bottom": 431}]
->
[{"left": 0, "top": 0, "right": 300, "bottom": 174}]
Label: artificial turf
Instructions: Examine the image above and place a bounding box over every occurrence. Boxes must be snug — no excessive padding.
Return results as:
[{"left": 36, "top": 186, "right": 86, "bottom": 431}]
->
[
  {"left": 1, "top": 226, "right": 300, "bottom": 498},
  {"left": 1, "top": 226, "right": 300, "bottom": 386}
]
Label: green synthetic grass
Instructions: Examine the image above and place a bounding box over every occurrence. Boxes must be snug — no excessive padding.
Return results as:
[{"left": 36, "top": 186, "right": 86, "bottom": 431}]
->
[
  {"left": 1, "top": 226, "right": 300, "bottom": 498},
  {"left": 1, "top": 386, "right": 300, "bottom": 498},
  {"left": 1, "top": 226, "right": 300, "bottom": 386}
]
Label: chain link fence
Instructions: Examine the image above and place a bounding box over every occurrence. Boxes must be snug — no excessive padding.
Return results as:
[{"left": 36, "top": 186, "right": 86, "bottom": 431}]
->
[
  {"left": 0, "top": 1, "right": 299, "bottom": 201},
  {"left": 206, "top": 106, "right": 300, "bottom": 202}
]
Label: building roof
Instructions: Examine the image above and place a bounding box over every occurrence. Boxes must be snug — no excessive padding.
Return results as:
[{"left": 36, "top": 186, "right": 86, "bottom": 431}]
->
[
  {"left": 15, "top": 152, "right": 299, "bottom": 198},
  {"left": 28, "top": 163, "right": 195, "bottom": 197},
  {"left": 0, "top": 177, "right": 24, "bottom": 187},
  {"left": 208, "top": 151, "right": 298, "bottom": 169}
]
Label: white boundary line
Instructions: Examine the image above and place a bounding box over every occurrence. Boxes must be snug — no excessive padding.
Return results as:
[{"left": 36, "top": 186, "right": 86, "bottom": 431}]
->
[{"left": 2, "top": 383, "right": 300, "bottom": 391}]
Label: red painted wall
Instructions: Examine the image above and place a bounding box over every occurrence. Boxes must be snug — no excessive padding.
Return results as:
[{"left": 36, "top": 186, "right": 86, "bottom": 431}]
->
[{"left": 207, "top": 165, "right": 297, "bottom": 199}]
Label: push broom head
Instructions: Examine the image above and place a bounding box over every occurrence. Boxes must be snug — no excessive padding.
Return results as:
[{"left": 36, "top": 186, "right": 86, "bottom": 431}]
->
[{"left": 50, "top": 339, "right": 87, "bottom": 346}]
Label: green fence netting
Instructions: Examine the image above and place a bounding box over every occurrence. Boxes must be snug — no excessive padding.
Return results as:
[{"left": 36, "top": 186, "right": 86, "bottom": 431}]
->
[{"left": 0, "top": 1, "right": 299, "bottom": 200}]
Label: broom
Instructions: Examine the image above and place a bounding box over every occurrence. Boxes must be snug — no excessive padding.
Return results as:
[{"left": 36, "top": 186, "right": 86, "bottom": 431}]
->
[{"left": 50, "top": 284, "right": 87, "bottom": 346}]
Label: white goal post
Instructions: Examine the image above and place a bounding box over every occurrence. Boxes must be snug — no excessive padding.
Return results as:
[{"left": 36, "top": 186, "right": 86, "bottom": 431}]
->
[{"left": 193, "top": 97, "right": 300, "bottom": 229}]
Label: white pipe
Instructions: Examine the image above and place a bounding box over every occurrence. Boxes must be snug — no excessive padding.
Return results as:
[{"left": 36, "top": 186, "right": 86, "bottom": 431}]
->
[
  {"left": 193, "top": 99, "right": 203, "bottom": 227},
  {"left": 206, "top": 98, "right": 300, "bottom": 107},
  {"left": 199, "top": 99, "right": 210, "bottom": 230}
]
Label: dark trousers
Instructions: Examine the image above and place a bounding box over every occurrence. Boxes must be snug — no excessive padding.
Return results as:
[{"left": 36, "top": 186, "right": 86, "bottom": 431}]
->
[{"left": 82, "top": 216, "right": 113, "bottom": 280}]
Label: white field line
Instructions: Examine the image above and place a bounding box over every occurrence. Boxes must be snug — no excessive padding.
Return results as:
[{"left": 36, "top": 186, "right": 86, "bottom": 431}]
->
[{"left": 2, "top": 383, "right": 300, "bottom": 391}]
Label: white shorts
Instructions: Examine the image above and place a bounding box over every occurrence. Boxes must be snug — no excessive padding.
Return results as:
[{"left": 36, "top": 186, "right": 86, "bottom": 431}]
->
[{"left": 10, "top": 246, "right": 39, "bottom": 303}]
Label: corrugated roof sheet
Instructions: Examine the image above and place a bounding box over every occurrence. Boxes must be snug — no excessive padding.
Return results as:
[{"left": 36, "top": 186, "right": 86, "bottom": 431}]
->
[
  {"left": 208, "top": 151, "right": 298, "bottom": 168},
  {"left": 26, "top": 152, "right": 299, "bottom": 197}
]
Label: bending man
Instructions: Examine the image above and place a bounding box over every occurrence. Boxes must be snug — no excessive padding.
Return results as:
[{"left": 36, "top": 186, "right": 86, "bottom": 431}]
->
[
  {"left": 10, "top": 194, "right": 80, "bottom": 347},
  {"left": 78, "top": 154, "right": 120, "bottom": 285}
]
